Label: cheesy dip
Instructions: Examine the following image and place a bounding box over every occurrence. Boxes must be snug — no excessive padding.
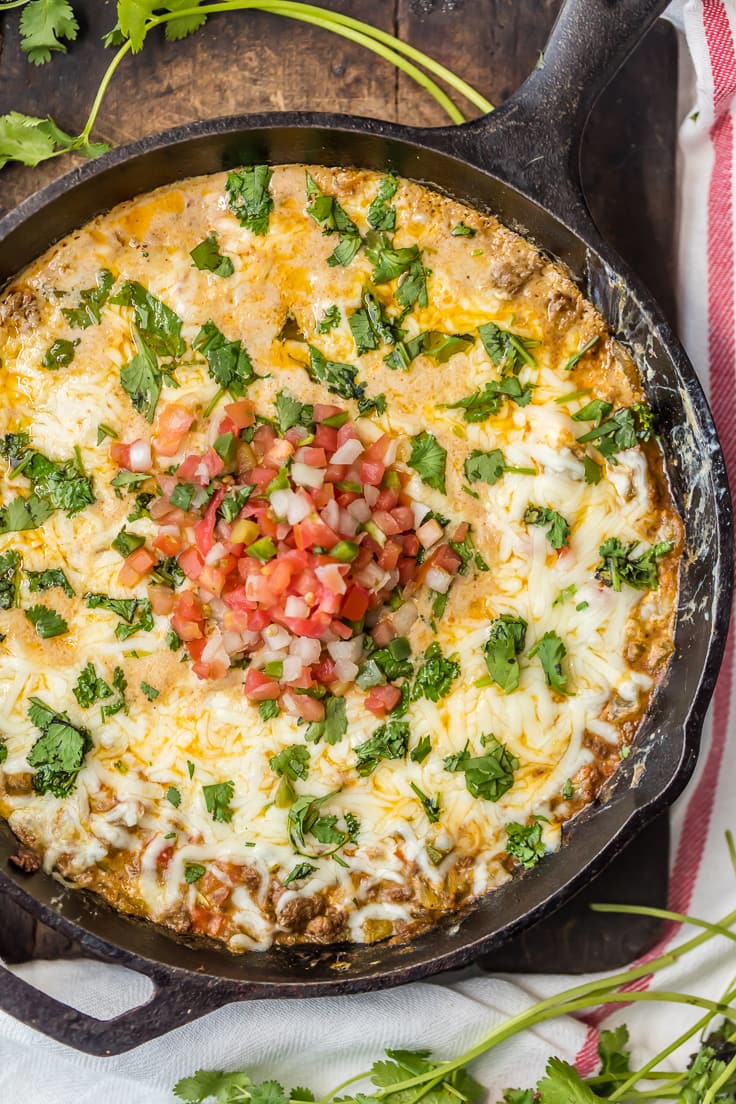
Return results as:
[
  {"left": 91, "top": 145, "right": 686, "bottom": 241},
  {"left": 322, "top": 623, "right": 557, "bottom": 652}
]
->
[{"left": 0, "top": 165, "right": 680, "bottom": 950}]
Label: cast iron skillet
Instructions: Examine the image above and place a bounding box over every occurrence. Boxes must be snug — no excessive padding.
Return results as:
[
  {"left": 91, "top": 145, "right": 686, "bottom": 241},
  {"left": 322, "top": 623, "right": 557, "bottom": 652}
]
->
[{"left": 0, "top": 0, "right": 731, "bottom": 1057}]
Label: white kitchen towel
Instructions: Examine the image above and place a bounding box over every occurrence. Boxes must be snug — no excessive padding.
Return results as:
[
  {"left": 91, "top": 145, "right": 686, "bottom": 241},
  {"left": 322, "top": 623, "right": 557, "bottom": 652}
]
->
[{"left": 1, "top": 3, "right": 735, "bottom": 1101}]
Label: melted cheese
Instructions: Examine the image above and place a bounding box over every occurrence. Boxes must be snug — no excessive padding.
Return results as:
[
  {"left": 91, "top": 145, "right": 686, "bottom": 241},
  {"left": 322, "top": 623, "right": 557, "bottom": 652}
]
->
[{"left": 0, "top": 165, "right": 680, "bottom": 950}]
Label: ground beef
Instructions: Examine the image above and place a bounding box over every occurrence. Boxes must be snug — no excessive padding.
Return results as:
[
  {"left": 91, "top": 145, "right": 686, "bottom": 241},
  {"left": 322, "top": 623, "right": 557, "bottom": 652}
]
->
[
  {"left": 278, "top": 893, "right": 322, "bottom": 932},
  {"left": 0, "top": 288, "right": 41, "bottom": 330},
  {"left": 305, "top": 908, "right": 347, "bottom": 942},
  {"left": 9, "top": 847, "right": 41, "bottom": 873}
]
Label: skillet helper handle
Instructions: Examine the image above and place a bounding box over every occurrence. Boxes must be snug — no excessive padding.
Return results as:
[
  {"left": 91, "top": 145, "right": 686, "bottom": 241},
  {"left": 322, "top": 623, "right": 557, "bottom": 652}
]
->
[
  {"left": 463, "top": 0, "right": 673, "bottom": 232},
  {"left": 0, "top": 956, "right": 233, "bottom": 1055}
]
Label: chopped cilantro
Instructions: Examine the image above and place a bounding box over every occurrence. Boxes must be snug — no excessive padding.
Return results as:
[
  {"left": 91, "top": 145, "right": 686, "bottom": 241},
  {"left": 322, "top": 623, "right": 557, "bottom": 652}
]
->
[
  {"left": 385, "top": 330, "right": 474, "bottom": 371},
  {"left": 445, "top": 376, "right": 533, "bottom": 421},
  {"left": 464, "top": 448, "right": 505, "bottom": 485},
  {"left": 451, "top": 221, "right": 476, "bottom": 237},
  {"left": 42, "top": 338, "right": 78, "bottom": 368},
  {"left": 287, "top": 790, "right": 354, "bottom": 860},
  {"left": 529, "top": 630, "right": 572, "bottom": 695},
  {"left": 411, "top": 642, "right": 459, "bottom": 703},
  {"left": 562, "top": 335, "right": 599, "bottom": 371},
  {"left": 189, "top": 232, "right": 234, "bottom": 277},
  {"left": 27, "top": 696, "right": 91, "bottom": 797},
  {"left": 226, "top": 165, "right": 274, "bottom": 235},
  {"left": 202, "top": 780, "right": 235, "bottom": 823},
  {"left": 184, "top": 863, "right": 206, "bottom": 884},
  {"left": 410, "top": 734, "right": 431, "bottom": 763},
  {"left": 305, "top": 344, "right": 382, "bottom": 415},
  {"left": 305, "top": 171, "right": 362, "bottom": 266},
  {"left": 193, "top": 320, "right": 256, "bottom": 400},
  {"left": 304, "top": 695, "right": 347, "bottom": 745},
  {"left": 0, "top": 550, "right": 21, "bottom": 609},
  {"left": 523, "top": 504, "right": 570, "bottom": 549},
  {"left": 25, "top": 604, "right": 68, "bottom": 638},
  {"left": 111, "top": 280, "right": 185, "bottom": 358},
  {"left": 444, "top": 735, "right": 519, "bottom": 801},
  {"left": 408, "top": 431, "right": 447, "bottom": 493},
  {"left": 316, "top": 305, "right": 341, "bottom": 334},
  {"left": 506, "top": 819, "right": 546, "bottom": 868},
  {"left": 61, "top": 269, "right": 113, "bottom": 328},
  {"left": 111, "top": 527, "right": 145, "bottom": 557},
  {"left": 483, "top": 615, "right": 527, "bottom": 694},
  {"left": 167, "top": 785, "right": 181, "bottom": 807},
  {"left": 367, "top": 174, "right": 398, "bottom": 231},
  {"left": 258, "top": 699, "right": 280, "bottom": 721},
  {"left": 595, "top": 537, "right": 672, "bottom": 591},
  {"left": 477, "top": 321, "right": 539, "bottom": 374},
  {"left": 73, "top": 662, "right": 113, "bottom": 708},
  {"left": 283, "top": 861, "right": 317, "bottom": 886},
  {"left": 576, "top": 402, "right": 655, "bottom": 461},
  {"left": 410, "top": 782, "right": 440, "bottom": 823},
  {"left": 141, "top": 681, "right": 159, "bottom": 701},
  {"left": 355, "top": 720, "right": 409, "bottom": 776}
]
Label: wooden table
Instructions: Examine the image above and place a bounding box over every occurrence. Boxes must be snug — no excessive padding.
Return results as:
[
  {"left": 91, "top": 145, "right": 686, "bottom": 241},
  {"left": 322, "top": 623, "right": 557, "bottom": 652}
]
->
[{"left": 0, "top": 0, "right": 678, "bottom": 970}]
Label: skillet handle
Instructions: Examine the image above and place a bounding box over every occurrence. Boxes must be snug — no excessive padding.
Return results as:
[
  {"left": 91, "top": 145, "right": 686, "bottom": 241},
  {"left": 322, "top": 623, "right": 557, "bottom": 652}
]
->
[
  {"left": 0, "top": 955, "right": 235, "bottom": 1055},
  {"left": 453, "top": 0, "right": 673, "bottom": 234}
]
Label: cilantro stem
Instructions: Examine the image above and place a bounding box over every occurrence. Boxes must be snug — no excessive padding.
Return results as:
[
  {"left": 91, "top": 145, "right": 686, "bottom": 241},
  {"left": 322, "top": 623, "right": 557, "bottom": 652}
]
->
[
  {"left": 703, "top": 1050, "right": 736, "bottom": 1104},
  {"left": 204, "top": 386, "right": 226, "bottom": 417},
  {"left": 591, "top": 902, "right": 736, "bottom": 942},
  {"left": 0, "top": 0, "right": 29, "bottom": 8},
  {"left": 144, "top": 3, "right": 468, "bottom": 124},
  {"left": 80, "top": 37, "right": 134, "bottom": 142}
]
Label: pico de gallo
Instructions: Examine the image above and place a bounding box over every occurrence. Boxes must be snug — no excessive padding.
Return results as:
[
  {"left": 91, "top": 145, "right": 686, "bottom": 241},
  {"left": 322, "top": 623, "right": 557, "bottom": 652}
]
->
[{"left": 110, "top": 396, "right": 469, "bottom": 722}]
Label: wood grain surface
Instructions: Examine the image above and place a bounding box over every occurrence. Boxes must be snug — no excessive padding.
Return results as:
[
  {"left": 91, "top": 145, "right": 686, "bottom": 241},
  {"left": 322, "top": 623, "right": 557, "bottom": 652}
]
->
[{"left": 0, "top": 0, "right": 677, "bottom": 969}]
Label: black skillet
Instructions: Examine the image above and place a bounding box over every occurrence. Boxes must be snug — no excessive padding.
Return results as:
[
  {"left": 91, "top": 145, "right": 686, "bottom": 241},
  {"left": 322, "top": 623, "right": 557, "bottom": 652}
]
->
[{"left": 0, "top": 0, "right": 732, "bottom": 1057}]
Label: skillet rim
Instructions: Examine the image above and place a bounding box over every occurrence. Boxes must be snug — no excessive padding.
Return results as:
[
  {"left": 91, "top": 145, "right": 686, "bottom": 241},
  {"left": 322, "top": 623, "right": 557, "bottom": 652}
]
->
[{"left": 0, "top": 111, "right": 731, "bottom": 1046}]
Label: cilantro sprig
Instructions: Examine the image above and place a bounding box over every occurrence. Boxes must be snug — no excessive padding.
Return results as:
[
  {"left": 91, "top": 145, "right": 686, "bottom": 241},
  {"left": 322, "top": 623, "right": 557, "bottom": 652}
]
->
[{"left": 27, "top": 695, "right": 91, "bottom": 797}]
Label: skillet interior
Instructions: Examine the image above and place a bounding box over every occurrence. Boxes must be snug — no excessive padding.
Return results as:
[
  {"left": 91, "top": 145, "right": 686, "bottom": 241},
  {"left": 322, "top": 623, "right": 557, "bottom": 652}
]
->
[{"left": 0, "top": 119, "right": 730, "bottom": 1031}]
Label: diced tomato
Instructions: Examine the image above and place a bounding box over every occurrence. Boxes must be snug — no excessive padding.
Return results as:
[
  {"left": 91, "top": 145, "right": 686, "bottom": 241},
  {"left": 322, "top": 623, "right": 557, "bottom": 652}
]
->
[
  {"left": 314, "top": 424, "right": 338, "bottom": 452},
  {"left": 372, "top": 510, "right": 401, "bottom": 537},
  {"left": 364, "top": 434, "right": 392, "bottom": 462},
  {"left": 222, "top": 608, "right": 251, "bottom": 632},
  {"left": 279, "top": 611, "right": 331, "bottom": 638},
  {"left": 149, "top": 585, "right": 175, "bottom": 615},
  {"left": 153, "top": 403, "right": 195, "bottom": 457},
  {"left": 330, "top": 619, "right": 354, "bottom": 640},
  {"left": 402, "top": 534, "right": 420, "bottom": 557},
  {"left": 293, "top": 517, "right": 339, "bottom": 551},
  {"left": 199, "top": 556, "right": 236, "bottom": 597},
  {"left": 265, "top": 437, "right": 294, "bottom": 468},
  {"left": 432, "top": 543, "right": 463, "bottom": 574},
  {"left": 361, "top": 459, "right": 385, "bottom": 486},
  {"left": 297, "top": 446, "right": 327, "bottom": 468},
  {"left": 391, "top": 506, "right": 415, "bottom": 532},
  {"left": 247, "top": 609, "right": 271, "bottom": 632},
  {"left": 179, "top": 546, "right": 205, "bottom": 581},
  {"left": 312, "top": 656, "right": 337, "bottom": 684},
  {"left": 336, "top": 422, "right": 359, "bottom": 446},
  {"left": 217, "top": 416, "right": 239, "bottom": 438},
  {"left": 252, "top": 424, "right": 277, "bottom": 459},
  {"left": 341, "top": 584, "right": 370, "bottom": 621},
  {"left": 324, "top": 463, "right": 348, "bottom": 483},
  {"left": 119, "top": 545, "right": 157, "bottom": 587},
  {"left": 193, "top": 488, "right": 226, "bottom": 557},
  {"left": 244, "top": 668, "right": 281, "bottom": 700},
  {"left": 451, "top": 522, "right": 469, "bottom": 543},
  {"left": 378, "top": 540, "right": 402, "bottom": 571},
  {"left": 153, "top": 531, "right": 183, "bottom": 556},
  {"left": 202, "top": 448, "right": 226, "bottom": 479},
  {"left": 263, "top": 557, "right": 295, "bottom": 595},
  {"left": 191, "top": 905, "right": 226, "bottom": 937},
  {"left": 171, "top": 591, "right": 205, "bottom": 641},
  {"left": 372, "top": 618, "right": 396, "bottom": 647},
  {"left": 313, "top": 482, "right": 335, "bottom": 509},
  {"left": 365, "top": 684, "right": 402, "bottom": 716},
  {"left": 109, "top": 442, "right": 133, "bottom": 468},
  {"left": 224, "top": 400, "right": 255, "bottom": 429},
  {"left": 157, "top": 846, "right": 175, "bottom": 872},
  {"left": 398, "top": 556, "right": 418, "bottom": 585},
  {"left": 282, "top": 692, "right": 325, "bottom": 722},
  {"left": 375, "top": 488, "right": 400, "bottom": 512},
  {"left": 314, "top": 403, "right": 343, "bottom": 422}
]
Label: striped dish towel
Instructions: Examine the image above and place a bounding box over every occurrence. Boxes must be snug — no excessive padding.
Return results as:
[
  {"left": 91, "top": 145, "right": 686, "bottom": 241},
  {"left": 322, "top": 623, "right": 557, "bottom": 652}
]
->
[{"left": 0, "top": 5, "right": 734, "bottom": 1101}]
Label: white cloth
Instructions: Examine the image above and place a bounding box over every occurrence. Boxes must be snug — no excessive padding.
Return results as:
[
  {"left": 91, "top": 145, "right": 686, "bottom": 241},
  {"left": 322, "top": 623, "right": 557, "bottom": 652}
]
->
[{"left": 2, "top": 5, "right": 736, "bottom": 1101}]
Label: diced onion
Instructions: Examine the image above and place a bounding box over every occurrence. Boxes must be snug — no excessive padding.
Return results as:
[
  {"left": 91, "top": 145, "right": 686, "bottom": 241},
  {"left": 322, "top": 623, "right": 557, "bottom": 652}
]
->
[
  {"left": 334, "top": 658, "right": 359, "bottom": 682},
  {"left": 417, "top": 519, "right": 444, "bottom": 549},
  {"left": 363, "top": 484, "right": 379, "bottom": 507},
  {"left": 291, "top": 462, "right": 325, "bottom": 489},
  {"left": 425, "top": 565, "right": 452, "bottom": 593},
  {"left": 347, "top": 498, "right": 371, "bottom": 523},
  {"left": 284, "top": 595, "right": 310, "bottom": 619},
  {"left": 331, "top": 438, "right": 364, "bottom": 465},
  {"left": 282, "top": 655, "right": 305, "bottom": 683},
  {"left": 129, "top": 439, "right": 152, "bottom": 471},
  {"left": 327, "top": 637, "right": 363, "bottom": 663},
  {"left": 389, "top": 600, "right": 419, "bottom": 635},
  {"left": 290, "top": 636, "right": 321, "bottom": 663}
]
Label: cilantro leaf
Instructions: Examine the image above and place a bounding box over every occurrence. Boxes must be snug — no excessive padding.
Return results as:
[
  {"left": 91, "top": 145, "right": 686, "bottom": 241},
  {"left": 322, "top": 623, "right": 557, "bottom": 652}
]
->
[
  {"left": 349, "top": 288, "right": 401, "bottom": 355},
  {"left": 529, "top": 630, "right": 571, "bottom": 695},
  {"left": 73, "top": 662, "right": 113, "bottom": 709},
  {"left": 316, "top": 305, "right": 341, "bottom": 334},
  {"left": 410, "top": 734, "right": 431, "bottom": 763},
  {"left": 483, "top": 615, "right": 527, "bottom": 693},
  {"left": 259, "top": 700, "right": 280, "bottom": 721},
  {"left": 305, "top": 172, "right": 362, "bottom": 266},
  {"left": 523, "top": 504, "right": 570, "bottom": 549},
  {"left": 218, "top": 485, "right": 254, "bottom": 524},
  {"left": 408, "top": 432, "right": 446, "bottom": 493},
  {"left": 305, "top": 345, "right": 382, "bottom": 415},
  {"left": 141, "top": 681, "right": 159, "bottom": 701},
  {"left": 395, "top": 259, "right": 429, "bottom": 311},
  {"left": 84, "top": 592, "right": 153, "bottom": 639},
  {"left": 446, "top": 376, "right": 533, "bottom": 421},
  {"left": 0, "top": 493, "right": 54, "bottom": 535},
  {"left": 275, "top": 391, "right": 314, "bottom": 434},
  {"left": 583, "top": 455, "right": 602, "bottom": 484},
  {"left": 464, "top": 448, "right": 505, "bottom": 486},
  {"left": 167, "top": 785, "right": 181, "bottom": 807},
  {"left": 304, "top": 695, "right": 347, "bottom": 746},
  {"left": 119, "top": 329, "right": 165, "bottom": 422},
  {"left": 367, "top": 174, "right": 399, "bottom": 231},
  {"left": 62, "top": 269, "right": 113, "bottom": 328},
  {"left": 25, "top": 604, "right": 68, "bottom": 638},
  {"left": 505, "top": 818, "right": 546, "bottom": 869},
  {"left": 0, "top": 551, "right": 21, "bottom": 610},
  {"left": 27, "top": 696, "right": 91, "bottom": 797},
  {"left": 287, "top": 790, "right": 351, "bottom": 858},
  {"left": 283, "top": 861, "right": 317, "bottom": 886},
  {"left": 150, "top": 555, "right": 185, "bottom": 589},
  {"left": 174, "top": 1069, "right": 253, "bottom": 1103},
  {"left": 366, "top": 234, "right": 420, "bottom": 285},
  {"left": 595, "top": 537, "right": 672, "bottom": 591},
  {"left": 184, "top": 863, "right": 206, "bottom": 884},
  {"left": 42, "top": 338, "right": 78, "bottom": 369},
  {"left": 477, "top": 321, "right": 538, "bottom": 374},
  {"left": 451, "top": 222, "right": 476, "bottom": 237},
  {"left": 444, "top": 735, "right": 518, "bottom": 801},
  {"left": 0, "top": 111, "right": 90, "bottom": 170},
  {"left": 596, "top": 1025, "right": 631, "bottom": 1094},
  {"left": 411, "top": 642, "right": 459, "bottom": 703},
  {"left": 226, "top": 166, "right": 274, "bottom": 235},
  {"left": 534, "top": 1058, "right": 598, "bottom": 1103},
  {"left": 385, "top": 330, "right": 474, "bottom": 371},
  {"left": 189, "top": 233, "right": 234, "bottom": 277},
  {"left": 193, "top": 320, "right": 256, "bottom": 399},
  {"left": 202, "top": 780, "right": 235, "bottom": 823},
  {"left": 576, "top": 402, "right": 655, "bottom": 461},
  {"left": 19, "top": 0, "right": 79, "bottom": 66},
  {"left": 111, "top": 280, "right": 185, "bottom": 358},
  {"left": 354, "top": 720, "right": 409, "bottom": 776},
  {"left": 270, "top": 743, "right": 310, "bottom": 805}
]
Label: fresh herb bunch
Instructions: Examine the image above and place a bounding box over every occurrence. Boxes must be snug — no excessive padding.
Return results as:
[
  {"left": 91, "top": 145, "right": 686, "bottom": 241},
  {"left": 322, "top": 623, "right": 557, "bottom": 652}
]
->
[
  {"left": 173, "top": 835, "right": 736, "bottom": 1104},
  {"left": 0, "top": 1, "right": 493, "bottom": 171}
]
